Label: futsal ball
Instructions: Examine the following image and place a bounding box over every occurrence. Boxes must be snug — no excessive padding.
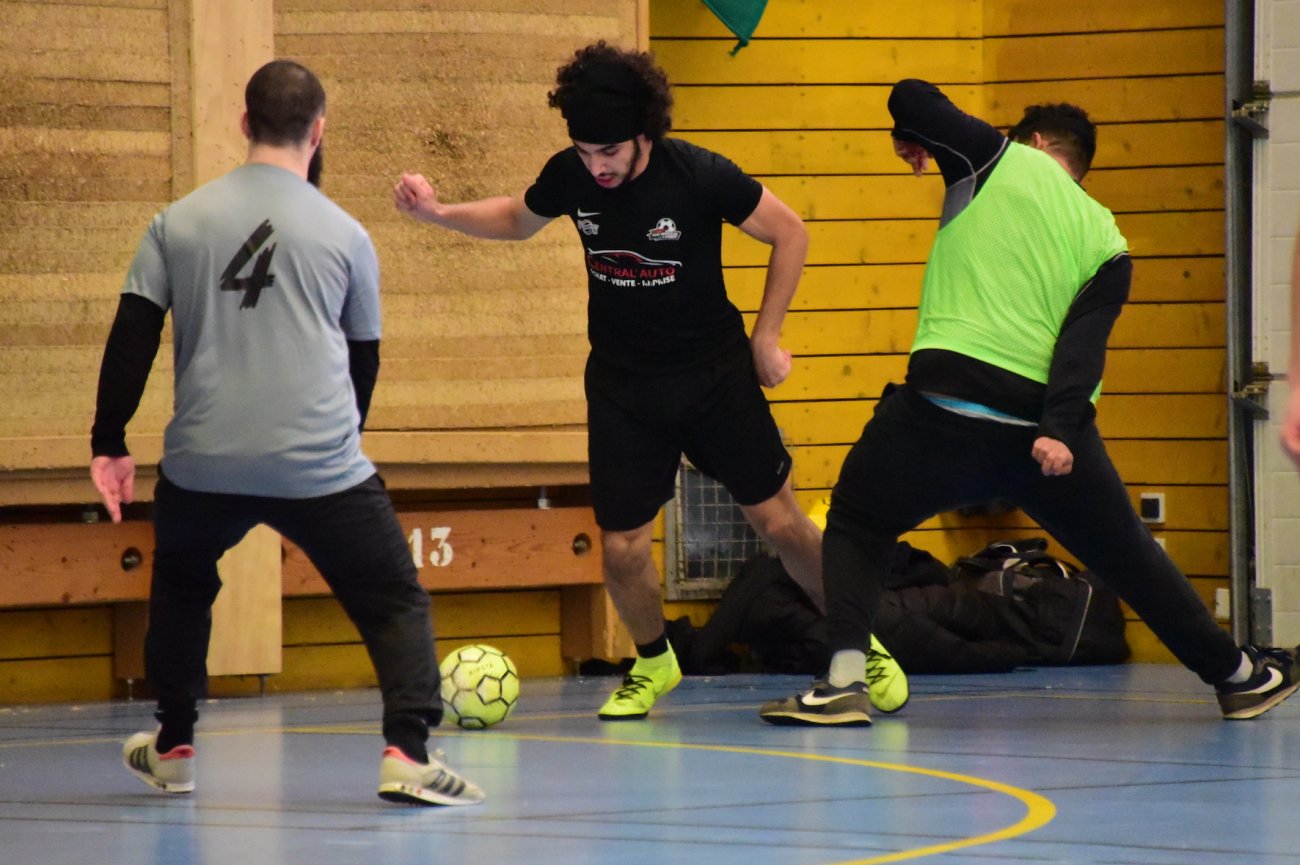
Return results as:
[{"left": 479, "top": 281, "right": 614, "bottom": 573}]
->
[{"left": 439, "top": 644, "right": 520, "bottom": 729}]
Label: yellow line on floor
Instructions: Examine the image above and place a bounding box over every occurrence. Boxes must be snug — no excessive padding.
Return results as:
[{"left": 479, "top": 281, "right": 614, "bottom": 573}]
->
[
  {"left": 494, "top": 731, "right": 1055, "bottom": 865},
  {"left": 4, "top": 721, "right": 1054, "bottom": 863}
]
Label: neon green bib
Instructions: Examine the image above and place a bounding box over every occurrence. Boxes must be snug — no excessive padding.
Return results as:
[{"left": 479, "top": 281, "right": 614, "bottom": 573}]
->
[{"left": 911, "top": 143, "right": 1127, "bottom": 392}]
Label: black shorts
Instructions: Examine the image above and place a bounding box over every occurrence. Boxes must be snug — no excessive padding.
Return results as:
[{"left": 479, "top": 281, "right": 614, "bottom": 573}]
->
[{"left": 585, "top": 349, "right": 792, "bottom": 531}]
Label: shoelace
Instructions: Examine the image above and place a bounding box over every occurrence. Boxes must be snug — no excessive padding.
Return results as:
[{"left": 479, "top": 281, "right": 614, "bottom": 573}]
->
[
  {"left": 611, "top": 673, "right": 654, "bottom": 701},
  {"left": 864, "top": 649, "right": 894, "bottom": 686},
  {"left": 1253, "top": 647, "right": 1295, "bottom": 673}
]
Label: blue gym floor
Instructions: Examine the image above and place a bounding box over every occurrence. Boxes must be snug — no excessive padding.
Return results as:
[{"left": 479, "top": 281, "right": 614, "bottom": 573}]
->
[{"left": 2, "top": 666, "right": 1298, "bottom": 865}]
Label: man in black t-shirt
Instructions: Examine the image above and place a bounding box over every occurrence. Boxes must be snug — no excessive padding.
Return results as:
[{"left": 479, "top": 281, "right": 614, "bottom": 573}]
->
[{"left": 395, "top": 42, "right": 908, "bottom": 721}]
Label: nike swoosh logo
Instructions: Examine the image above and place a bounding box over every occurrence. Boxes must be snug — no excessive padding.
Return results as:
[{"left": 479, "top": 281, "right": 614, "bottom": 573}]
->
[
  {"left": 577, "top": 209, "right": 600, "bottom": 217},
  {"left": 800, "top": 691, "right": 853, "bottom": 706},
  {"left": 1242, "top": 667, "right": 1284, "bottom": 694}
]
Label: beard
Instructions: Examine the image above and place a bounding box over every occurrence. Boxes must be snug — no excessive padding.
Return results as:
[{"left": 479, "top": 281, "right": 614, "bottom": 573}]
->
[
  {"left": 627, "top": 137, "right": 642, "bottom": 183},
  {"left": 307, "top": 141, "right": 323, "bottom": 187}
]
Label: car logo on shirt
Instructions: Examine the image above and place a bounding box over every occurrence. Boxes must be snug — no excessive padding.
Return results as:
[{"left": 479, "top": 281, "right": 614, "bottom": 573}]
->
[
  {"left": 647, "top": 217, "right": 681, "bottom": 241},
  {"left": 577, "top": 218, "right": 599, "bottom": 236}
]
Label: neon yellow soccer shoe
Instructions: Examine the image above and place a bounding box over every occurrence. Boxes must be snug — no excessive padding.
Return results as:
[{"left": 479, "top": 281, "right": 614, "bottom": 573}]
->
[
  {"left": 866, "top": 634, "right": 909, "bottom": 713},
  {"left": 598, "top": 649, "right": 683, "bottom": 720}
]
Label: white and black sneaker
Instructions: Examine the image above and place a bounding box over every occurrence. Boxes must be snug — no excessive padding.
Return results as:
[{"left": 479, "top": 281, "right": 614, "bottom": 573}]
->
[
  {"left": 122, "top": 731, "right": 195, "bottom": 794},
  {"left": 377, "top": 746, "right": 485, "bottom": 806},
  {"left": 759, "top": 680, "right": 872, "bottom": 727},
  {"left": 1217, "top": 646, "right": 1299, "bottom": 720}
]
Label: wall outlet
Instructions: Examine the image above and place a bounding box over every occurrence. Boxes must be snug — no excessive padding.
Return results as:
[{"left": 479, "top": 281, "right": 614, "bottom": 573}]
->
[
  {"left": 1153, "top": 535, "right": 1166, "bottom": 551},
  {"left": 1139, "top": 492, "right": 1166, "bottom": 524},
  {"left": 1215, "top": 587, "right": 1231, "bottom": 622}
]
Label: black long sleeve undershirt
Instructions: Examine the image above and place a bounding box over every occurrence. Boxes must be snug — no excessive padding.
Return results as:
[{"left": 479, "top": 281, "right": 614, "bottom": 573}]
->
[
  {"left": 886, "top": 78, "right": 1133, "bottom": 448},
  {"left": 1039, "top": 254, "right": 1132, "bottom": 442},
  {"left": 887, "top": 78, "right": 1005, "bottom": 202},
  {"left": 91, "top": 294, "right": 382, "bottom": 458},
  {"left": 348, "top": 338, "right": 379, "bottom": 431},
  {"left": 91, "top": 293, "right": 164, "bottom": 458}
]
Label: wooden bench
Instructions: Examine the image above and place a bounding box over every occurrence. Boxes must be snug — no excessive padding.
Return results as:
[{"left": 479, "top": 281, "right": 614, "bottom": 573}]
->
[{"left": 0, "top": 431, "right": 632, "bottom": 696}]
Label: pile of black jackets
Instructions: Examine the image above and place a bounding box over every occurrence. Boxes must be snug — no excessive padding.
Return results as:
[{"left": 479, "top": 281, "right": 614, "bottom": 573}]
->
[{"left": 665, "top": 540, "right": 1130, "bottom": 676}]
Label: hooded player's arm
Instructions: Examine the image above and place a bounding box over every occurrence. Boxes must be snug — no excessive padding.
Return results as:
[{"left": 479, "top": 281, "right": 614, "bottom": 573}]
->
[
  {"left": 887, "top": 78, "right": 1005, "bottom": 186},
  {"left": 1037, "top": 253, "right": 1132, "bottom": 446}
]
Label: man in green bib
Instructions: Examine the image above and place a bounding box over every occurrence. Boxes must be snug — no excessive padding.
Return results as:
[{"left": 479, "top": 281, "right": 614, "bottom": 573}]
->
[{"left": 761, "top": 78, "right": 1298, "bottom": 726}]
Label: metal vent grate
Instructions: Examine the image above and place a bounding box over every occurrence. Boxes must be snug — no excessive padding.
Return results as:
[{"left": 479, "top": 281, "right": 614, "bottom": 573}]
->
[{"left": 664, "top": 461, "right": 765, "bottom": 601}]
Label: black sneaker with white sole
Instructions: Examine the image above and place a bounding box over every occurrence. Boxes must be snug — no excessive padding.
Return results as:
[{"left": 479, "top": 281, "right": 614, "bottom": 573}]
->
[
  {"left": 759, "top": 680, "right": 872, "bottom": 726},
  {"left": 1216, "top": 645, "right": 1299, "bottom": 720}
]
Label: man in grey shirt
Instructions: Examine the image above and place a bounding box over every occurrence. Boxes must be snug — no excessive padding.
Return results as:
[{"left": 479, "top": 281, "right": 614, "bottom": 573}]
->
[{"left": 90, "top": 59, "right": 482, "bottom": 806}]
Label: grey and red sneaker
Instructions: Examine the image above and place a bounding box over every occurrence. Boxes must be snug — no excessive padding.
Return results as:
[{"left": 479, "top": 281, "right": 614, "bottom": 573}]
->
[
  {"left": 122, "top": 731, "right": 195, "bottom": 793},
  {"left": 377, "top": 746, "right": 485, "bottom": 806}
]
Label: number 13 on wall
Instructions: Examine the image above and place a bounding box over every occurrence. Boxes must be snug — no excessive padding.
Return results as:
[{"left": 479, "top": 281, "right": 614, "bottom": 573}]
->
[{"left": 408, "top": 526, "right": 454, "bottom": 568}]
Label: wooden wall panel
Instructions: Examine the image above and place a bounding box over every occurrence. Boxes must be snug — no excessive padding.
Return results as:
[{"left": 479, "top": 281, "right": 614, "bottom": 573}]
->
[
  {"left": 983, "top": 1, "right": 1223, "bottom": 35},
  {"left": 681, "top": 121, "right": 1224, "bottom": 176},
  {"left": 0, "top": 607, "right": 116, "bottom": 702},
  {"left": 772, "top": 393, "right": 1227, "bottom": 448},
  {"left": 0, "top": 0, "right": 175, "bottom": 474},
  {"left": 984, "top": 29, "right": 1223, "bottom": 81},
  {"left": 651, "top": 0, "right": 982, "bottom": 39},
  {"left": 654, "top": 39, "right": 981, "bottom": 84},
  {"left": 2, "top": 0, "right": 640, "bottom": 500},
  {"left": 274, "top": 1, "right": 637, "bottom": 435}
]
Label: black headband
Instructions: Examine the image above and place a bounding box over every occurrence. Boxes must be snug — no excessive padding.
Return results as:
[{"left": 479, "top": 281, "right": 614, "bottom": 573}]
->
[{"left": 559, "top": 60, "right": 645, "bottom": 144}]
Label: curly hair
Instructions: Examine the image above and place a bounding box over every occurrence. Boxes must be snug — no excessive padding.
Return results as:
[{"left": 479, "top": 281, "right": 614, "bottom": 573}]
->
[
  {"left": 1007, "top": 103, "right": 1097, "bottom": 179},
  {"left": 548, "top": 41, "right": 673, "bottom": 140}
]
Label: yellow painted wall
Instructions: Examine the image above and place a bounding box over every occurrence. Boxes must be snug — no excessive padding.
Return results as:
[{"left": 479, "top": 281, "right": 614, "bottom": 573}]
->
[
  {"left": 0, "top": 590, "right": 569, "bottom": 704},
  {"left": 651, "top": 0, "right": 1228, "bottom": 663}
]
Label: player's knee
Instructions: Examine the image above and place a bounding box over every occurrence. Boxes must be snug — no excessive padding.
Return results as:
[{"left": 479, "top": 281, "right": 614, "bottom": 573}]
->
[
  {"left": 748, "top": 507, "right": 807, "bottom": 549},
  {"left": 601, "top": 530, "right": 652, "bottom": 580}
]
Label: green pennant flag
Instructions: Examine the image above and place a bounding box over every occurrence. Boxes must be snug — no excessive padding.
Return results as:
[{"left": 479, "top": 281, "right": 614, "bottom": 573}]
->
[{"left": 702, "top": 0, "right": 768, "bottom": 55}]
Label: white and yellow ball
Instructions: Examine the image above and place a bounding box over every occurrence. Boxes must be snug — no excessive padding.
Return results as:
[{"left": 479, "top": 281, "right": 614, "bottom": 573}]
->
[{"left": 439, "top": 644, "right": 520, "bottom": 729}]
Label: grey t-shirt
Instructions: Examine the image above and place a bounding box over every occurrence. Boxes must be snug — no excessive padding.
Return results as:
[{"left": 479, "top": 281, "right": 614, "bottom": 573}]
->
[{"left": 122, "top": 162, "right": 379, "bottom": 498}]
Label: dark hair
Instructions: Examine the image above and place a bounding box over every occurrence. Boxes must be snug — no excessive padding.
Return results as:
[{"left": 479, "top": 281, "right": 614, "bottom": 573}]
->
[
  {"left": 1007, "top": 103, "right": 1097, "bottom": 178},
  {"left": 548, "top": 41, "right": 673, "bottom": 140},
  {"left": 245, "top": 59, "right": 326, "bottom": 146}
]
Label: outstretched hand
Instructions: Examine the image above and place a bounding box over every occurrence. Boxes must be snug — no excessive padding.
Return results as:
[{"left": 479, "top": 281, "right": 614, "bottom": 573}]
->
[
  {"left": 1032, "top": 436, "right": 1074, "bottom": 476},
  {"left": 90, "top": 455, "right": 136, "bottom": 523}
]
